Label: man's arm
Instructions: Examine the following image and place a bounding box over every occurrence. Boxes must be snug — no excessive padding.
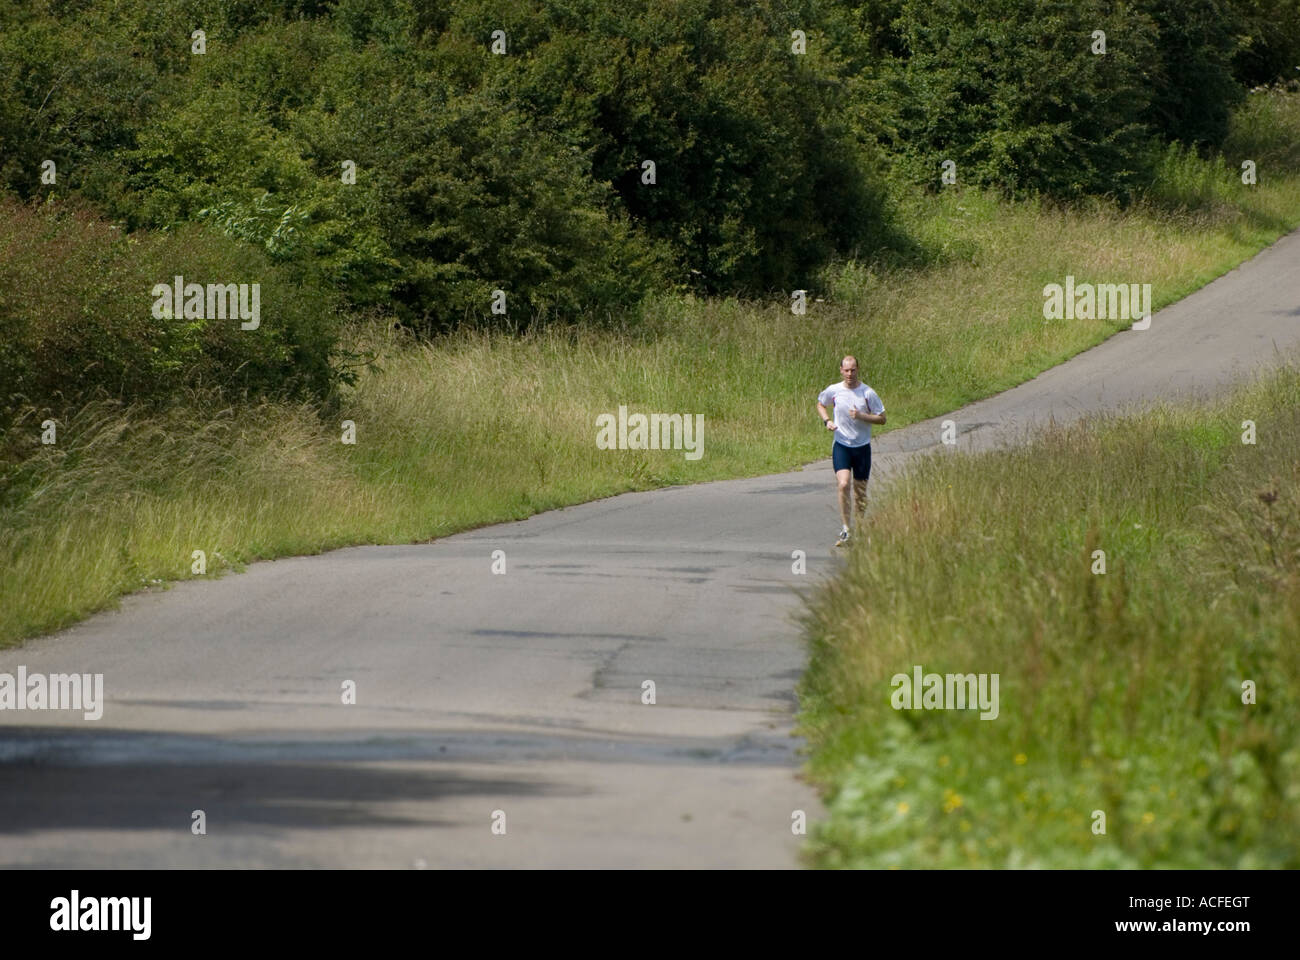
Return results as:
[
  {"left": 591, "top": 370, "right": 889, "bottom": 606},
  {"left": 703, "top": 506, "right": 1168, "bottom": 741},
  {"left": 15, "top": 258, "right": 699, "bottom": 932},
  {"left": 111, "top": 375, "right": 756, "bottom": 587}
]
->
[
  {"left": 852, "top": 392, "right": 886, "bottom": 425},
  {"left": 817, "top": 401, "right": 836, "bottom": 430}
]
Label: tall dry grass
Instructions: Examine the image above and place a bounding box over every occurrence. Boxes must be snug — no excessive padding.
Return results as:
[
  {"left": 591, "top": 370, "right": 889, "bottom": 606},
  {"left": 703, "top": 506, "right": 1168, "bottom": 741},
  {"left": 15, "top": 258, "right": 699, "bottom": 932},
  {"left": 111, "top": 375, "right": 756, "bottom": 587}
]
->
[{"left": 799, "top": 362, "right": 1300, "bottom": 867}]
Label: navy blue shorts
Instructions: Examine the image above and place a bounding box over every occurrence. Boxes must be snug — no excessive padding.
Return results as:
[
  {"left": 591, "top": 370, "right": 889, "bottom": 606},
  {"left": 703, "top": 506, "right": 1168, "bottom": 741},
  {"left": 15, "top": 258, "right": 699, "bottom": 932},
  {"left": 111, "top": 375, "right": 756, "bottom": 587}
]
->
[{"left": 833, "top": 441, "right": 871, "bottom": 481}]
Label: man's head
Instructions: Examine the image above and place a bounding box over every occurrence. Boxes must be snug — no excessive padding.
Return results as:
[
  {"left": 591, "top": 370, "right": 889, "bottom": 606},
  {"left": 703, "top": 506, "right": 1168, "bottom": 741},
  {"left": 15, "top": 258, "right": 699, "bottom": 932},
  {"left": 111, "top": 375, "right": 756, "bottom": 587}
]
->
[{"left": 840, "top": 355, "right": 860, "bottom": 388}]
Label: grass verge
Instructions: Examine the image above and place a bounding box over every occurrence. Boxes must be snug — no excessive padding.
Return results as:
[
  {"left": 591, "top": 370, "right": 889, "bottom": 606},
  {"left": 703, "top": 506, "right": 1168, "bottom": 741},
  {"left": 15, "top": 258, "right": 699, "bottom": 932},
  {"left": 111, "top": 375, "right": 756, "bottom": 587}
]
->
[{"left": 797, "top": 360, "right": 1300, "bottom": 868}]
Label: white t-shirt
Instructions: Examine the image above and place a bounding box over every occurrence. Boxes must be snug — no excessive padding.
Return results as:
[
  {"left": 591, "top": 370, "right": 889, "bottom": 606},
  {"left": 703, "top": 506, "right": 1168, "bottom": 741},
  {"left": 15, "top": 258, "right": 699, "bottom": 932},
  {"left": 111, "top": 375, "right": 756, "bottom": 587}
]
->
[{"left": 819, "top": 381, "right": 885, "bottom": 448}]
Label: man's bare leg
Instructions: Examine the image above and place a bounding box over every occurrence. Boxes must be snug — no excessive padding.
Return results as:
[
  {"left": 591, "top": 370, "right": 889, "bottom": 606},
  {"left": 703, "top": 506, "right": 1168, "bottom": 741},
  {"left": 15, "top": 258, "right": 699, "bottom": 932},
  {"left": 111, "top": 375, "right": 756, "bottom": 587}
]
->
[{"left": 836, "top": 468, "right": 853, "bottom": 529}]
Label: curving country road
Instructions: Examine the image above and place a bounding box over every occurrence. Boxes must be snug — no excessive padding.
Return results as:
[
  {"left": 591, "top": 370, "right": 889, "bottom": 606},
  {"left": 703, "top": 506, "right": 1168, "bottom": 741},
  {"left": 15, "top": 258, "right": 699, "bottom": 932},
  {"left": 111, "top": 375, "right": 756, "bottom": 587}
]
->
[{"left": 2, "top": 229, "right": 1298, "bottom": 868}]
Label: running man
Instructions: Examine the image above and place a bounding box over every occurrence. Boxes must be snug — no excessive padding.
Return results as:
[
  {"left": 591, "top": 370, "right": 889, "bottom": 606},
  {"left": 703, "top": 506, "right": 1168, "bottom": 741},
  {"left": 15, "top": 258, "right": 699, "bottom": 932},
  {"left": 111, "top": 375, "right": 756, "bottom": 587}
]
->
[{"left": 816, "top": 356, "right": 886, "bottom": 546}]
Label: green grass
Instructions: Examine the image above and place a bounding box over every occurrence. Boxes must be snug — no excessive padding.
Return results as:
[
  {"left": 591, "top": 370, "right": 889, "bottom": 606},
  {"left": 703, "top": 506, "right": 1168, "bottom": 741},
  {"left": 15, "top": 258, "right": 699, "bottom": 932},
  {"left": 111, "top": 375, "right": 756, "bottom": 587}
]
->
[
  {"left": 797, "top": 361, "right": 1300, "bottom": 868},
  {"left": 3, "top": 92, "right": 1300, "bottom": 647}
]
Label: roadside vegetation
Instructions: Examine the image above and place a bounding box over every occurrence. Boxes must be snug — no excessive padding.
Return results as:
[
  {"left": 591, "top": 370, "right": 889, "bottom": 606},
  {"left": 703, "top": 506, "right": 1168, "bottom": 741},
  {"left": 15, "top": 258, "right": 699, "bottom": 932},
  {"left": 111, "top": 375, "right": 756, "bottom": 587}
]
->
[{"left": 798, "top": 359, "right": 1300, "bottom": 867}]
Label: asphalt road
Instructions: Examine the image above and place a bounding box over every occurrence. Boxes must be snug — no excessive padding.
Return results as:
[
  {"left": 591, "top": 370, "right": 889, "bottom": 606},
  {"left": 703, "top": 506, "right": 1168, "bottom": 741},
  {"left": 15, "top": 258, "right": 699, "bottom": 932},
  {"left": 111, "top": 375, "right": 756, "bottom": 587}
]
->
[{"left": 2, "top": 229, "right": 1297, "bottom": 868}]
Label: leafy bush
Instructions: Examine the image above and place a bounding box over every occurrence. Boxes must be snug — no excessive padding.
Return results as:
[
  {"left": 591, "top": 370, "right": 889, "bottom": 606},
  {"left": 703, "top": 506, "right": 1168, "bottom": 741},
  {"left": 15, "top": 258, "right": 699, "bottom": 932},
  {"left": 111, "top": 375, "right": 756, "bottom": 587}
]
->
[
  {"left": 0, "top": 0, "right": 1284, "bottom": 328},
  {"left": 92, "top": 11, "right": 674, "bottom": 329},
  {"left": 1137, "top": 0, "right": 1244, "bottom": 149},
  {"left": 1223, "top": 83, "right": 1300, "bottom": 171},
  {"left": 847, "top": 0, "right": 1271, "bottom": 198},
  {"left": 856, "top": 0, "right": 1159, "bottom": 200},
  {"left": 0, "top": 198, "right": 343, "bottom": 426},
  {"left": 1141, "top": 141, "right": 1234, "bottom": 211},
  {"left": 451, "top": 0, "right": 889, "bottom": 294},
  {"left": 1228, "top": 0, "right": 1300, "bottom": 87},
  {"left": 1, "top": 0, "right": 889, "bottom": 323}
]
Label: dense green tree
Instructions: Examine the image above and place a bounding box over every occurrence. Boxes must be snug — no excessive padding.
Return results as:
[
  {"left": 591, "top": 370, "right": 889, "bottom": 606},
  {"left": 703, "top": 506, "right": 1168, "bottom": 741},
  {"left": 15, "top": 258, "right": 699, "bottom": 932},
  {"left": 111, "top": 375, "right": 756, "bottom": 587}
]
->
[
  {"left": 1138, "top": 0, "right": 1245, "bottom": 148},
  {"left": 448, "top": 0, "right": 888, "bottom": 293},
  {"left": 1228, "top": 0, "right": 1300, "bottom": 87},
  {"left": 0, "top": 0, "right": 1283, "bottom": 405},
  {"left": 857, "top": 0, "right": 1158, "bottom": 199}
]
